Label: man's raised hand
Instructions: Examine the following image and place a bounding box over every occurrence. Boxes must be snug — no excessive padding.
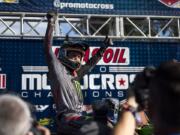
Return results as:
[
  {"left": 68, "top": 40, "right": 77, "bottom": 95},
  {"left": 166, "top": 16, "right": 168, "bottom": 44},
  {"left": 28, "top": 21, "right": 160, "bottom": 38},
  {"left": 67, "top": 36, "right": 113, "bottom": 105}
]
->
[
  {"left": 46, "top": 11, "right": 58, "bottom": 24},
  {"left": 104, "top": 35, "right": 113, "bottom": 48}
]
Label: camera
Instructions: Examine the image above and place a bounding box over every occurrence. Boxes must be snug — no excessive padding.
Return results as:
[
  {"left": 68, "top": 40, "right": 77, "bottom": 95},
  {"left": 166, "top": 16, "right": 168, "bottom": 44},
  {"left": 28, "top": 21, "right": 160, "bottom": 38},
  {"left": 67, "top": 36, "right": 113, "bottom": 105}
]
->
[{"left": 92, "top": 98, "right": 119, "bottom": 125}]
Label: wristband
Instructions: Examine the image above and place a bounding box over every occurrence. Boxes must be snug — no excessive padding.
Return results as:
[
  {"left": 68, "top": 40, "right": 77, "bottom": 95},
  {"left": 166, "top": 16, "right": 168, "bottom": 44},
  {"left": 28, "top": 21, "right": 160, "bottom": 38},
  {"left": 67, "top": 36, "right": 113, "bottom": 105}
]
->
[{"left": 122, "top": 103, "right": 142, "bottom": 125}]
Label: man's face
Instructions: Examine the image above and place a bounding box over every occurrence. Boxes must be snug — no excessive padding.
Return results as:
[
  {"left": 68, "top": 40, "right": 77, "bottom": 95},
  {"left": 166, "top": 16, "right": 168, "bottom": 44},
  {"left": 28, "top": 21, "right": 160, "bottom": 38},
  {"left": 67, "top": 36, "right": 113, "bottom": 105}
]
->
[{"left": 67, "top": 51, "right": 83, "bottom": 63}]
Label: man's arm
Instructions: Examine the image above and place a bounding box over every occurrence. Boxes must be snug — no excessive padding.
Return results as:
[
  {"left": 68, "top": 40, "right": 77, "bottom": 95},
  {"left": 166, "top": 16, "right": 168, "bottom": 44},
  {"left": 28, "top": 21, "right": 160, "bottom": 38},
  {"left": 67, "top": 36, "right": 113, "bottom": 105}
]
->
[
  {"left": 27, "top": 125, "right": 51, "bottom": 135},
  {"left": 44, "top": 12, "right": 58, "bottom": 67},
  {"left": 77, "top": 36, "right": 112, "bottom": 80},
  {"left": 113, "top": 97, "right": 138, "bottom": 135}
]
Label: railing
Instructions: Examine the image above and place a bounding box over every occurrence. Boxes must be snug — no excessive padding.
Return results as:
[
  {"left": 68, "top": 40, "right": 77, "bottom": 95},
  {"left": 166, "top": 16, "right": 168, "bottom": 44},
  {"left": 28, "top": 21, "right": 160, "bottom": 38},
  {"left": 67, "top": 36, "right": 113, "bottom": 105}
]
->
[{"left": 0, "top": 12, "right": 179, "bottom": 40}]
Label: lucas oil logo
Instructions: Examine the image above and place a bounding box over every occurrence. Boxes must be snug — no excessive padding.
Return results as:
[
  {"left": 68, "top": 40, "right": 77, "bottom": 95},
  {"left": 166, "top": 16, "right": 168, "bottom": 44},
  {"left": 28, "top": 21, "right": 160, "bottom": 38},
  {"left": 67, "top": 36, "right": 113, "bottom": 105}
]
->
[{"left": 53, "top": 47, "right": 130, "bottom": 65}]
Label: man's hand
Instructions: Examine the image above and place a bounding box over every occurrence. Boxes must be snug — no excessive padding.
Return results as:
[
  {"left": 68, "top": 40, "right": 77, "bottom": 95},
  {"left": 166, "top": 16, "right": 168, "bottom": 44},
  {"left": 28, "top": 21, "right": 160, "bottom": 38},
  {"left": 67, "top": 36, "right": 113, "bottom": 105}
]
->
[
  {"left": 26, "top": 125, "right": 51, "bottom": 135},
  {"left": 36, "top": 125, "right": 51, "bottom": 135},
  {"left": 103, "top": 35, "right": 113, "bottom": 48},
  {"left": 46, "top": 11, "right": 58, "bottom": 24}
]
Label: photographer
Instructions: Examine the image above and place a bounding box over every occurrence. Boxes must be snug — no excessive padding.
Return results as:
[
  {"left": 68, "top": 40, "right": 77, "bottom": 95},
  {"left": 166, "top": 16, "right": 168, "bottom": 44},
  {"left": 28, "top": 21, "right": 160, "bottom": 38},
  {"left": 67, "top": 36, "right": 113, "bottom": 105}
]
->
[
  {"left": 114, "top": 60, "right": 180, "bottom": 135},
  {"left": 0, "top": 94, "right": 50, "bottom": 135}
]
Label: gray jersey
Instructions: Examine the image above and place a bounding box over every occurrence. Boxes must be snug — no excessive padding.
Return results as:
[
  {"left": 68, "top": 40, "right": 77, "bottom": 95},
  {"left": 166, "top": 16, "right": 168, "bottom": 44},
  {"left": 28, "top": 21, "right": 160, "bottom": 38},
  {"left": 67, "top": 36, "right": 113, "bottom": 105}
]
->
[
  {"left": 44, "top": 22, "right": 108, "bottom": 114},
  {"left": 47, "top": 56, "right": 83, "bottom": 113}
]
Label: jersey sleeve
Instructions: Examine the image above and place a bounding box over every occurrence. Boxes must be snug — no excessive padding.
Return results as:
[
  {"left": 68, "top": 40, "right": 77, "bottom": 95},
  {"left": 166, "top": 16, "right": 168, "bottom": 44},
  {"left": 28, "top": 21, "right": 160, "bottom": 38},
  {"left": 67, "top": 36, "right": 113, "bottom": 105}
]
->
[
  {"left": 44, "top": 20, "right": 64, "bottom": 78},
  {"left": 77, "top": 46, "right": 107, "bottom": 80}
]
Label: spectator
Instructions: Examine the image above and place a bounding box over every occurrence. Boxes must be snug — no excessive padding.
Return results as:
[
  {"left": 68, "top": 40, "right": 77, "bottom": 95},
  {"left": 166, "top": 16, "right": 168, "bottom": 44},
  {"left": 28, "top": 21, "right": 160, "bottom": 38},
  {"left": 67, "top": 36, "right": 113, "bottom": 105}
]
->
[
  {"left": 114, "top": 60, "right": 180, "bottom": 135},
  {"left": 0, "top": 94, "right": 51, "bottom": 135},
  {"left": 149, "top": 60, "right": 180, "bottom": 135}
]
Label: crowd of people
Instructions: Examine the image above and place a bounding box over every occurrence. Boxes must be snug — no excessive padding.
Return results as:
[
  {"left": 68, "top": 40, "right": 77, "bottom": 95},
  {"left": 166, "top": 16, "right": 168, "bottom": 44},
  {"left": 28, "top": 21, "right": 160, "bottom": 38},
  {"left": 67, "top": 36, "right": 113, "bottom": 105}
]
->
[
  {"left": 114, "top": 60, "right": 180, "bottom": 135},
  {"left": 0, "top": 12, "right": 179, "bottom": 135}
]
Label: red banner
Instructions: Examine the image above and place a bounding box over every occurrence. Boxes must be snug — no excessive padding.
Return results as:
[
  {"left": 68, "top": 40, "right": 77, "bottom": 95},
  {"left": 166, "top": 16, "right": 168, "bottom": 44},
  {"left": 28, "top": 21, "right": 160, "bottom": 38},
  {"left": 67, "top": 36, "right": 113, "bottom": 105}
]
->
[{"left": 159, "top": 0, "right": 180, "bottom": 8}]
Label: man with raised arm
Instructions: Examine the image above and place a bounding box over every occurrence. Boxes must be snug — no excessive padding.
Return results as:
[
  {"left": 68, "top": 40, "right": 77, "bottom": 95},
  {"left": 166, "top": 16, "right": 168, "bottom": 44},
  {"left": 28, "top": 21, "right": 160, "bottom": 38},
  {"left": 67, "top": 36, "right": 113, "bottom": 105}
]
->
[{"left": 44, "top": 12, "right": 112, "bottom": 135}]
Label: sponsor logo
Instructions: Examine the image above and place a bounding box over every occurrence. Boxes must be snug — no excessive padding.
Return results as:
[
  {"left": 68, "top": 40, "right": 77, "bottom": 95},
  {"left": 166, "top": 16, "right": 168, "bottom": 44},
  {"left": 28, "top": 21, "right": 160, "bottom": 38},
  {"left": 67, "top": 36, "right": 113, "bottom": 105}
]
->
[
  {"left": 20, "top": 67, "right": 138, "bottom": 99},
  {"left": 0, "top": 0, "right": 19, "bottom": 3},
  {"left": 53, "top": 0, "right": 114, "bottom": 10},
  {"left": 21, "top": 44, "right": 141, "bottom": 99},
  {"left": 159, "top": 0, "right": 180, "bottom": 8},
  {"left": 0, "top": 74, "right": 6, "bottom": 89},
  {"left": 38, "top": 118, "right": 54, "bottom": 126},
  {"left": 53, "top": 47, "right": 130, "bottom": 65},
  {"left": 35, "top": 105, "right": 49, "bottom": 112},
  {"left": 21, "top": 66, "right": 140, "bottom": 90}
]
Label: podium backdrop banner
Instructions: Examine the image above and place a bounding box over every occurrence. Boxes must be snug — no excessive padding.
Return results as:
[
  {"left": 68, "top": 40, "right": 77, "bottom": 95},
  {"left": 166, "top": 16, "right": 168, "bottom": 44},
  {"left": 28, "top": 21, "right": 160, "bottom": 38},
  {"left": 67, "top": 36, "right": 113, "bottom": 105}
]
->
[{"left": 0, "top": 39, "right": 180, "bottom": 132}]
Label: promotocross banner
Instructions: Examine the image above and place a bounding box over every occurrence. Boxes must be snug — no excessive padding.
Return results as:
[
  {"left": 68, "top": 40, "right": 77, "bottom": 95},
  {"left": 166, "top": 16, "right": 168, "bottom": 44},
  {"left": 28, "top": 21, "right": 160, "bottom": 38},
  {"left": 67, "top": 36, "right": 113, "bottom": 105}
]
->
[
  {"left": 0, "top": 39, "right": 180, "bottom": 132},
  {"left": 0, "top": 0, "right": 179, "bottom": 16}
]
